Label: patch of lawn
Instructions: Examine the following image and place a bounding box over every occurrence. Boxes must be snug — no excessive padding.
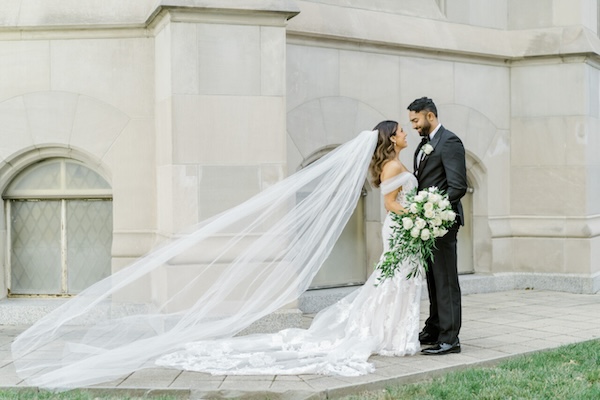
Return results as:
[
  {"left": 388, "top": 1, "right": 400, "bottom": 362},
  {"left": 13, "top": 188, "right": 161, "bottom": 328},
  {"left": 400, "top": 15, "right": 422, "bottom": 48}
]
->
[{"left": 345, "top": 339, "right": 600, "bottom": 399}]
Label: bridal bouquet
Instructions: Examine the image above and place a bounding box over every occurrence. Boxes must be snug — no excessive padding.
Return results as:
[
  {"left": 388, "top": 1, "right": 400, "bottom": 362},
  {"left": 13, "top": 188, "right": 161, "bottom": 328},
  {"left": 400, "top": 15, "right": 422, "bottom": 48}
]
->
[{"left": 375, "top": 187, "right": 456, "bottom": 284}]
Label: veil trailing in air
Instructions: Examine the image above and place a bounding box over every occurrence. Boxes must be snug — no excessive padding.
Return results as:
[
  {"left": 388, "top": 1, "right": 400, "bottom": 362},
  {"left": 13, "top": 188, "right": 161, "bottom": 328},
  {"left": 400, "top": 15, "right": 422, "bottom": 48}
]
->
[{"left": 11, "top": 130, "right": 379, "bottom": 389}]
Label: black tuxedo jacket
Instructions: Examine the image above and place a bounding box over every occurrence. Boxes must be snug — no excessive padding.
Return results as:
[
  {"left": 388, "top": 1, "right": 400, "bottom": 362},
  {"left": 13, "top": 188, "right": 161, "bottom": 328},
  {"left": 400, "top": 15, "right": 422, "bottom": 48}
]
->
[{"left": 414, "top": 126, "right": 467, "bottom": 225}]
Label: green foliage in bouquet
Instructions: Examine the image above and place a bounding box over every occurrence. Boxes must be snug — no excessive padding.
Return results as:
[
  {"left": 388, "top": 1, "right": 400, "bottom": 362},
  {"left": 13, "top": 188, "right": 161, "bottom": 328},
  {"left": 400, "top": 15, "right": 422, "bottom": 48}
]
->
[{"left": 375, "top": 186, "right": 456, "bottom": 284}]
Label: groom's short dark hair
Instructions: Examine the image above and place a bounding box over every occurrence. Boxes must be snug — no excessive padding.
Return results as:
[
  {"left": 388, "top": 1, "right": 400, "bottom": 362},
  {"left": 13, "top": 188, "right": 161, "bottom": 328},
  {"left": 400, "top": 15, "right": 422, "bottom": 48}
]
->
[{"left": 408, "top": 97, "right": 438, "bottom": 117}]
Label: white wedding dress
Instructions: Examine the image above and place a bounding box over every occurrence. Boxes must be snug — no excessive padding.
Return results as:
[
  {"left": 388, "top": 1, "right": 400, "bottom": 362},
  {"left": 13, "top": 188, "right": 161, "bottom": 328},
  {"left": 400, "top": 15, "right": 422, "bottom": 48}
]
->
[{"left": 155, "top": 171, "right": 423, "bottom": 376}]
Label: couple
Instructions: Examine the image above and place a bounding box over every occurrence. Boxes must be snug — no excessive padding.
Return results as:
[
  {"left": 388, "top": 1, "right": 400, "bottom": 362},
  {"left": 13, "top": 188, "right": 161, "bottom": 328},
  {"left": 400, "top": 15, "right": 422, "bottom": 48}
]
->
[
  {"left": 153, "top": 98, "right": 467, "bottom": 371},
  {"left": 12, "top": 97, "right": 467, "bottom": 387}
]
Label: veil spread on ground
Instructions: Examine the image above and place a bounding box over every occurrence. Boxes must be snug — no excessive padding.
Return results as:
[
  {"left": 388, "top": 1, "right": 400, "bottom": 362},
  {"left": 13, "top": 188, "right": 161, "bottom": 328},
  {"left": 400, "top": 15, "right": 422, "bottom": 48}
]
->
[{"left": 11, "top": 130, "right": 379, "bottom": 389}]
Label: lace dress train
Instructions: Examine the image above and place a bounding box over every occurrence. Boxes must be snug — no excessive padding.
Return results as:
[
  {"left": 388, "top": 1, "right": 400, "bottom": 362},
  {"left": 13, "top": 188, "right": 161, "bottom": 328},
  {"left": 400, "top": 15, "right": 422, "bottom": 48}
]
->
[{"left": 156, "top": 172, "right": 422, "bottom": 376}]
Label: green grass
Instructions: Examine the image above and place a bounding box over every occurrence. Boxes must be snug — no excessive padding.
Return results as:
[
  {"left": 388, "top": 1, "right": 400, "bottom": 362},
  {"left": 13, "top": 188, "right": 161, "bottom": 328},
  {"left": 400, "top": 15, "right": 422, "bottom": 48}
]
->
[{"left": 344, "top": 339, "right": 600, "bottom": 400}]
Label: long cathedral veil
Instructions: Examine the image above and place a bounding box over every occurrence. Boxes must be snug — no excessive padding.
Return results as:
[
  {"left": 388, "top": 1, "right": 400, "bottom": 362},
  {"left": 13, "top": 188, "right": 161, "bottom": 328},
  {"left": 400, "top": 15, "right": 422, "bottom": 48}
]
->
[{"left": 11, "top": 130, "right": 379, "bottom": 389}]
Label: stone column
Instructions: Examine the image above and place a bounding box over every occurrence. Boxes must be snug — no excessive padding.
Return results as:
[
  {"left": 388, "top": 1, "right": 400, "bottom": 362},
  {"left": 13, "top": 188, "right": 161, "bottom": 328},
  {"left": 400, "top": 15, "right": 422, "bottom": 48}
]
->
[
  {"left": 493, "top": 0, "right": 600, "bottom": 293},
  {"left": 152, "top": 1, "right": 298, "bottom": 235},
  {"left": 150, "top": 1, "right": 302, "bottom": 328},
  {"left": 507, "top": 58, "right": 599, "bottom": 292}
]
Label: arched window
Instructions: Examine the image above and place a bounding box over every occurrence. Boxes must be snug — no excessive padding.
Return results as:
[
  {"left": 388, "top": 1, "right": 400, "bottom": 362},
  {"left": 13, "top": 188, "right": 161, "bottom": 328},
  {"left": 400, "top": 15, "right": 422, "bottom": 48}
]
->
[{"left": 5, "top": 159, "right": 112, "bottom": 296}]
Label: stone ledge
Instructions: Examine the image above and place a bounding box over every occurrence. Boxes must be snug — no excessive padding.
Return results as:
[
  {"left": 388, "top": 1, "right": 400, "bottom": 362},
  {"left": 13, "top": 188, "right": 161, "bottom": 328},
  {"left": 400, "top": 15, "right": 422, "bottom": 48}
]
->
[{"left": 459, "top": 272, "right": 600, "bottom": 295}]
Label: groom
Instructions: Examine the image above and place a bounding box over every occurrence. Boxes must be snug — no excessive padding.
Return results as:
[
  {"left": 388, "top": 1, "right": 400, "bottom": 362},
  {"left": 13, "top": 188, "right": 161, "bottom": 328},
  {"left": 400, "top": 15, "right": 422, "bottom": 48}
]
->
[{"left": 408, "top": 97, "right": 467, "bottom": 355}]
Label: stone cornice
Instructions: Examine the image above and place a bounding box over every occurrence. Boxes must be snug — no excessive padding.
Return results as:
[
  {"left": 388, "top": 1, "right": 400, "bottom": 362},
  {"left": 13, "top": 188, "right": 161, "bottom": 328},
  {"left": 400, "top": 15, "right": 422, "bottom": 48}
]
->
[
  {"left": 1, "top": 0, "right": 599, "bottom": 63},
  {"left": 0, "top": 0, "right": 156, "bottom": 29},
  {"left": 150, "top": 0, "right": 300, "bottom": 18},
  {"left": 287, "top": 0, "right": 600, "bottom": 62},
  {"left": 0, "top": 0, "right": 300, "bottom": 32},
  {"left": 147, "top": 6, "right": 299, "bottom": 36},
  {"left": 147, "top": 0, "right": 299, "bottom": 32}
]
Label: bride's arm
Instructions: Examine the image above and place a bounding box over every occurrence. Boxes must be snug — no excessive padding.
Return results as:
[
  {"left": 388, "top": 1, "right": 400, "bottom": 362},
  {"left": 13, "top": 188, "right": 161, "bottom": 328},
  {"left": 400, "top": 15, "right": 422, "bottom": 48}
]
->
[
  {"left": 384, "top": 188, "right": 405, "bottom": 213},
  {"left": 380, "top": 161, "right": 407, "bottom": 214}
]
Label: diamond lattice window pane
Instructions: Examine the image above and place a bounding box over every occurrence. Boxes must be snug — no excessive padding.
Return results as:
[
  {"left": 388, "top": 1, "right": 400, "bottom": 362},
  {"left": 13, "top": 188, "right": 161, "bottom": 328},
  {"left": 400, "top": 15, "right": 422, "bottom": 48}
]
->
[
  {"left": 10, "top": 162, "right": 61, "bottom": 191},
  {"left": 67, "top": 200, "right": 112, "bottom": 294},
  {"left": 7, "top": 158, "right": 113, "bottom": 296},
  {"left": 11, "top": 201, "right": 62, "bottom": 294},
  {"left": 65, "top": 162, "right": 110, "bottom": 190}
]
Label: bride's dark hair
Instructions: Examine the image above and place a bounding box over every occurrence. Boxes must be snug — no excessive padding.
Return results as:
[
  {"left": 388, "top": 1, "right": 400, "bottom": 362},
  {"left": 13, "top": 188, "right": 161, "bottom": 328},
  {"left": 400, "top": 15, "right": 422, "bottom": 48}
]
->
[{"left": 369, "top": 120, "right": 398, "bottom": 188}]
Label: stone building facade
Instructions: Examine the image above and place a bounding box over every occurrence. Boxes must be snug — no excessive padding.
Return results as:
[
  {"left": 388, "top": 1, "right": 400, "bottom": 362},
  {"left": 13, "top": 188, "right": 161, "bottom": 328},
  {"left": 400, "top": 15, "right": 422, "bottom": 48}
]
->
[{"left": 0, "top": 0, "right": 598, "bottom": 311}]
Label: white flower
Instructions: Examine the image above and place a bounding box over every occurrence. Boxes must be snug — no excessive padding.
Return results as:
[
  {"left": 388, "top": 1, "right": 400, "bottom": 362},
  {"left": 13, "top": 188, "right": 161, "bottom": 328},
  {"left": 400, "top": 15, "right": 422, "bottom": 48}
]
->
[
  {"left": 429, "top": 193, "right": 442, "bottom": 204},
  {"left": 375, "top": 185, "right": 456, "bottom": 283},
  {"left": 447, "top": 210, "right": 457, "bottom": 221},
  {"left": 422, "top": 143, "right": 433, "bottom": 155}
]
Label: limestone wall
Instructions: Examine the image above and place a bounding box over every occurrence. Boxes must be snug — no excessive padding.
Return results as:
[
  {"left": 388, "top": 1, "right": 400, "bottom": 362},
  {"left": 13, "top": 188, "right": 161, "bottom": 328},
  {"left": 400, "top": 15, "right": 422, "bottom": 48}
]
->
[
  {"left": 0, "top": 0, "right": 598, "bottom": 298},
  {"left": 287, "top": 0, "right": 600, "bottom": 292}
]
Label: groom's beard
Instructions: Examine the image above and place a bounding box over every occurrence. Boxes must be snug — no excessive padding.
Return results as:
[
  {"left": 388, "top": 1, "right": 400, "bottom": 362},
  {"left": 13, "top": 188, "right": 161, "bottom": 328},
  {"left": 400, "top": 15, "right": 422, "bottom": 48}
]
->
[{"left": 420, "top": 120, "right": 431, "bottom": 137}]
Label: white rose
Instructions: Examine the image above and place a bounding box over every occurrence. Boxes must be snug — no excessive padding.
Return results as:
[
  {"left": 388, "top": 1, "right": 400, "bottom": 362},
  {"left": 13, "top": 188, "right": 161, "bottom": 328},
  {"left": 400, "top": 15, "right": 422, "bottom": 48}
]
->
[
  {"left": 409, "top": 203, "right": 418, "bottom": 213},
  {"left": 433, "top": 216, "right": 443, "bottom": 226},
  {"left": 447, "top": 210, "right": 457, "bottom": 221},
  {"left": 415, "top": 218, "right": 426, "bottom": 230},
  {"left": 420, "top": 228, "right": 431, "bottom": 241},
  {"left": 432, "top": 227, "right": 441, "bottom": 237},
  {"left": 402, "top": 217, "right": 414, "bottom": 230},
  {"left": 429, "top": 193, "right": 442, "bottom": 204},
  {"left": 439, "top": 199, "right": 450, "bottom": 209},
  {"left": 424, "top": 209, "right": 434, "bottom": 219},
  {"left": 414, "top": 193, "right": 425, "bottom": 202},
  {"left": 410, "top": 227, "right": 420, "bottom": 238},
  {"left": 423, "top": 202, "right": 434, "bottom": 212},
  {"left": 439, "top": 210, "right": 448, "bottom": 221},
  {"left": 439, "top": 228, "right": 448, "bottom": 237},
  {"left": 423, "top": 144, "right": 433, "bottom": 155},
  {"left": 428, "top": 186, "right": 438, "bottom": 193}
]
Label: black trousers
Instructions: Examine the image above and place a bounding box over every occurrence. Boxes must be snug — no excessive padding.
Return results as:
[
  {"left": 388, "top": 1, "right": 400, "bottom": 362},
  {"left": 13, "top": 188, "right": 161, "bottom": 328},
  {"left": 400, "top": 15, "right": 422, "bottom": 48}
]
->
[{"left": 423, "top": 223, "right": 461, "bottom": 344}]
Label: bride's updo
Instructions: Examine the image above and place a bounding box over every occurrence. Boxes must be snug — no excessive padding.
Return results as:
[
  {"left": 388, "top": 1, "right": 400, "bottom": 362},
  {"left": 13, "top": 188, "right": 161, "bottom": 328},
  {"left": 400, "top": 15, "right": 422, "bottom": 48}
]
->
[{"left": 369, "top": 120, "right": 398, "bottom": 188}]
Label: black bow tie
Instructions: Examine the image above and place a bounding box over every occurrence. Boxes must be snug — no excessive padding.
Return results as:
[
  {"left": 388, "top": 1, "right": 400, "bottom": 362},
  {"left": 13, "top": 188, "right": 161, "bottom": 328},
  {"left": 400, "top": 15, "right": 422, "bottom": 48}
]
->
[{"left": 420, "top": 136, "right": 429, "bottom": 146}]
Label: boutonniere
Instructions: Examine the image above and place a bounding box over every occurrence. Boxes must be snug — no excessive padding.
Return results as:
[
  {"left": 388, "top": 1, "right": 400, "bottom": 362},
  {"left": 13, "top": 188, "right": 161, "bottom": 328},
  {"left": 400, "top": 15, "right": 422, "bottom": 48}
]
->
[{"left": 422, "top": 143, "right": 433, "bottom": 155}]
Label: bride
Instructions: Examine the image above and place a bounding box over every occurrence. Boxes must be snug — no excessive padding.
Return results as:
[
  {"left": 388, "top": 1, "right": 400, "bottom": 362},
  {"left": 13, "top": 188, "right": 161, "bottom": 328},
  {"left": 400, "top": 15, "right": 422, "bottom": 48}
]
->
[
  {"left": 12, "top": 120, "right": 423, "bottom": 388},
  {"left": 155, "top": 120, "right": 422, "bottom": 375}
]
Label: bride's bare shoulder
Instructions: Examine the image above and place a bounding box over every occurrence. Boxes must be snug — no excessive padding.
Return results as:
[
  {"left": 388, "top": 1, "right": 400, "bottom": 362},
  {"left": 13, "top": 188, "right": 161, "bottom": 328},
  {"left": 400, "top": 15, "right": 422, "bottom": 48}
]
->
[{"left": 381, "top": 159, "right": 408, "bottom": 181}]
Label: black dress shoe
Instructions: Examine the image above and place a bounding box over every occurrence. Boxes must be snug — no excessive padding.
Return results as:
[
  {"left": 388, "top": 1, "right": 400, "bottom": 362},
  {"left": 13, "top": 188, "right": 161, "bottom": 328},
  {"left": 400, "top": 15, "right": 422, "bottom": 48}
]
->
[
  {"left": 421, "top": 341, "right": 461, "bottom": 355},
  {"left": 418, "top": 331, "right": 438, "bottom": 346}
]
